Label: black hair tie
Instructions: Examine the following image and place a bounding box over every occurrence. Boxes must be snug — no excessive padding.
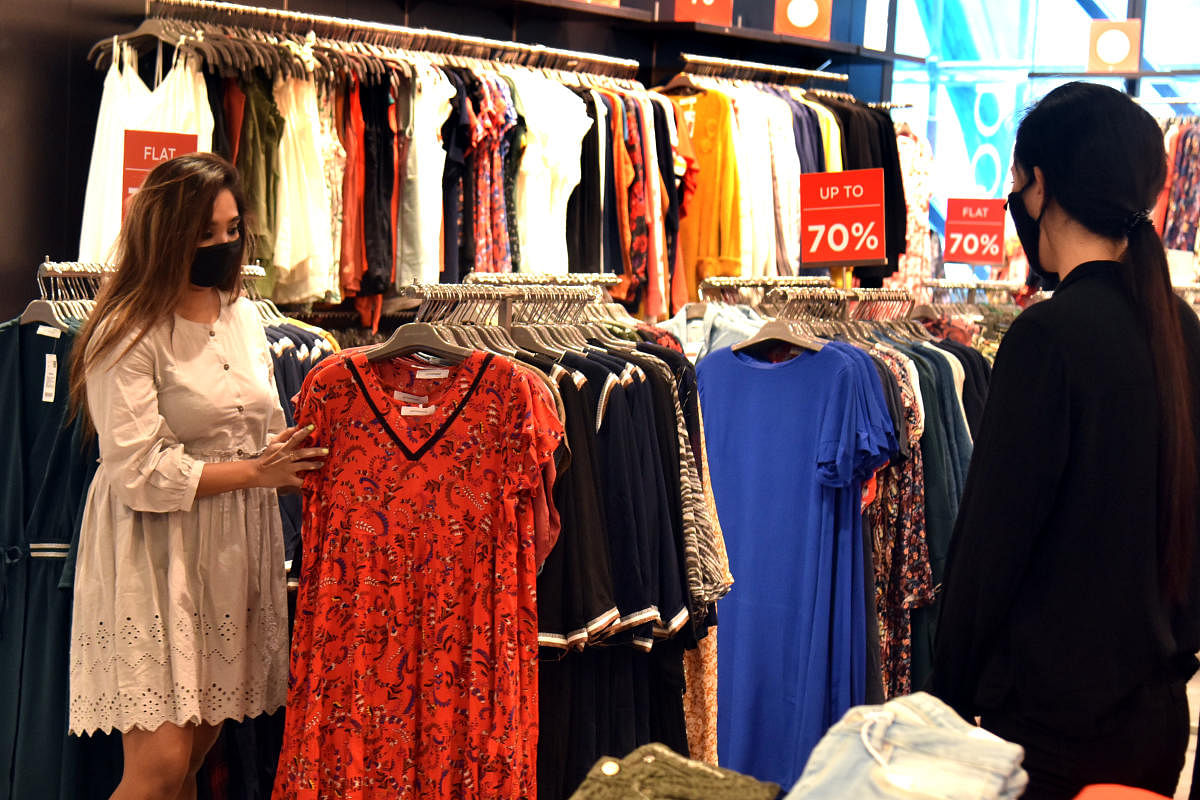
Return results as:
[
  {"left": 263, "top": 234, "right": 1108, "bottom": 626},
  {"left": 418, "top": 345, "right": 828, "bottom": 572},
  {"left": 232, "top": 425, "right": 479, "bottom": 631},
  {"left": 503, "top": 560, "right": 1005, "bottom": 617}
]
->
[{"left": 1125, "top": 209, "right": 1152, "bottom": 235}]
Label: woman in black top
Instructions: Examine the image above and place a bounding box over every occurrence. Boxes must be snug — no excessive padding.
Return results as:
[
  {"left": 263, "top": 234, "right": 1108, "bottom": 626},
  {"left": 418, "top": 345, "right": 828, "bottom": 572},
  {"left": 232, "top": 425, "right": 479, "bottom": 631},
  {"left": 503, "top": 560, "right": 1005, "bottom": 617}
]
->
[{"left": 931, "top": 82, "right": 1200, "bottom": 799}]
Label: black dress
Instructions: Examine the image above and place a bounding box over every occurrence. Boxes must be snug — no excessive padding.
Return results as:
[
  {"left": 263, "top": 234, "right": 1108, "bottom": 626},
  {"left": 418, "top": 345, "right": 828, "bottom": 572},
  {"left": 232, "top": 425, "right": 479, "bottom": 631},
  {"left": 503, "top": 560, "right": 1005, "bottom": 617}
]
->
[{"left": 931, "top": 260, "right": 1200, "bottom": 799}]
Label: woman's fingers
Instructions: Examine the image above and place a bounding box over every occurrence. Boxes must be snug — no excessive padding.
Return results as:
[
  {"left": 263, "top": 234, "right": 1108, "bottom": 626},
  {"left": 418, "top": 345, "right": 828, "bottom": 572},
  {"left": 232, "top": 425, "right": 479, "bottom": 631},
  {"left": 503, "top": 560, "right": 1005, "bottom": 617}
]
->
[
  {"left": 270, "top": 425, "right": 300, "bottom": 445},
  {"left": 285, "top": 424, "right": 315, "bottom": 449}
]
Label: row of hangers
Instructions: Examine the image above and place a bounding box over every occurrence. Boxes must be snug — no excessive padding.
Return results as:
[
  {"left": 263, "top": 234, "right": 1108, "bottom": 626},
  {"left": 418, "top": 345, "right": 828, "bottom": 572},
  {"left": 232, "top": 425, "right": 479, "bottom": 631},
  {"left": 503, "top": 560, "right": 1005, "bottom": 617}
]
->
[
  {"left": 18, "top": 259, "right": 293, "bottom": 331},
  {"left": 368, "top": 283, "right": 649, "bottom": 370},
  {"left": 733, "top": 286, "right": 932, "bottom": 356},
  {"left": 91, "top": 0, "right": 642, "bottom": 88}
]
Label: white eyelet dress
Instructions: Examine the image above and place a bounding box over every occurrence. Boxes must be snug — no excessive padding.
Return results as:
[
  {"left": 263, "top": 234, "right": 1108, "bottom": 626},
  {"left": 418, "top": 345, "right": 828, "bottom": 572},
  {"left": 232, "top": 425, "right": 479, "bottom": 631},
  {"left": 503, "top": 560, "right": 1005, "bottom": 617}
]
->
[{"left": 68, "top": 297, "right": 289, "bottom": 736}]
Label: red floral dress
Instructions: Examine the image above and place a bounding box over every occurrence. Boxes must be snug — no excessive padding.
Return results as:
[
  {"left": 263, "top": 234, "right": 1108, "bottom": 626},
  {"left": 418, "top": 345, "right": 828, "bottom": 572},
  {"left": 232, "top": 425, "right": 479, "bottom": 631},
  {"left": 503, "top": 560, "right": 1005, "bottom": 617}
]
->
[{"left": 273, "top": 349, "right": 563, "bottom": 800}]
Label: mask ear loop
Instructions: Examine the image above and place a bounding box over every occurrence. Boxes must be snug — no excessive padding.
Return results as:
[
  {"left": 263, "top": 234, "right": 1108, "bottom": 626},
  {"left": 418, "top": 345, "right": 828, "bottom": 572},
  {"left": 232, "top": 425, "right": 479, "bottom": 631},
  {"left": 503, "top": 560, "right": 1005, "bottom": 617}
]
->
[{"left": 859, "top": 710, "right": 896, "bottom": 768}]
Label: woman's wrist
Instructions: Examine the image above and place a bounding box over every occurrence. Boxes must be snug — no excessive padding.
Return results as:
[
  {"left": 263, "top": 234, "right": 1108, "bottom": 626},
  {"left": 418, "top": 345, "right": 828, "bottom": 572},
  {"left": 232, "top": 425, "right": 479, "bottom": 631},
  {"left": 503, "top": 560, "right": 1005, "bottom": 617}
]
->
[{"left": 240, "top": 456, "right": 264, "bottom": 489}]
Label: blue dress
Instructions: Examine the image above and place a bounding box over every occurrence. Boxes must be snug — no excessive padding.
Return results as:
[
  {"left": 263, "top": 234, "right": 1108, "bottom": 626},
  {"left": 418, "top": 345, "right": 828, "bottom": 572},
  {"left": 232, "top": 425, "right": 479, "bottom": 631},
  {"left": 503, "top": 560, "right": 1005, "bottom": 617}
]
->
[{"left": 698, "top": 343, "right": 894, "bottom": 787}]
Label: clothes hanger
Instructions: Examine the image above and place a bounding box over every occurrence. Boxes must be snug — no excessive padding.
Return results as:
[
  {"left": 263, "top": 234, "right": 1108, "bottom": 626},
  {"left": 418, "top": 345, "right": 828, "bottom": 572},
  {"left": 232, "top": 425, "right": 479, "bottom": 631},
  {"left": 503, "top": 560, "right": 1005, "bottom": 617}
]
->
[
  {"left": 731, "top": 319, "right": 824, "bottom": 355},
  {"left": 366, "top": 319, "right": 474, "bottom": 364}
]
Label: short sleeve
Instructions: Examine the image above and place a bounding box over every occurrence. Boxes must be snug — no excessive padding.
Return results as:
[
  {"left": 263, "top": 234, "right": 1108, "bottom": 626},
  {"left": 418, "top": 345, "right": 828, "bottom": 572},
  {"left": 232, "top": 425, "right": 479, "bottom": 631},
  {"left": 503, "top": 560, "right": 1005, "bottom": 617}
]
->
[
  {"left": 506, "top": 370, "right": 566, "bottom": 498},
  {"left": 815, "top": 361, "right": 876, "bottom": 488},
  {"left": 87, "top": 327, "right": 204, "bottom": 513}
]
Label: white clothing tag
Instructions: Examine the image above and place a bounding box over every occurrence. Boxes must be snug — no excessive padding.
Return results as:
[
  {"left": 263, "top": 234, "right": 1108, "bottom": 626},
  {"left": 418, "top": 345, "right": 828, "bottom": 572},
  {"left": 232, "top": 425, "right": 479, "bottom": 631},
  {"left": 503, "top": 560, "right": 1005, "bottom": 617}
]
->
[
  {"left": 401, "top": 405, "right": 437, "bottom": 416},
  {"left": 36, "top": 324, "right": 62, "bottom": 339},
  {"left": 42, "top": 354, "right": 57, "bottom": 403},
  {"left": 394, "top": 391, "right": 429, "bottom": 404},
  {"left": 414, "top": 368, "right": 450, "bottom": 380}
]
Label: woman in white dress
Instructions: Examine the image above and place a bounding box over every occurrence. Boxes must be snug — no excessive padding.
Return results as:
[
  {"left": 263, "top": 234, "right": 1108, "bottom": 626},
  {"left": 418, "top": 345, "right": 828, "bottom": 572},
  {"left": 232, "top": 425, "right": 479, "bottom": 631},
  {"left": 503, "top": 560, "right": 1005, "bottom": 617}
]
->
[{"left": 66, "top": 153, "right": 326, "bottom": 800}]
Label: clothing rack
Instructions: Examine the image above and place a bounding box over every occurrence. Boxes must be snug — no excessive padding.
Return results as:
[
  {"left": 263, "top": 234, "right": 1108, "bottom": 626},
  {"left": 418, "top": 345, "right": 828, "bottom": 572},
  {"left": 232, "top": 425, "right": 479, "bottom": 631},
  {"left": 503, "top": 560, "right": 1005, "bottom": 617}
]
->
[
  {"left": 464, "top": 273, "right": 621, "bottom": 287},
  {"left": 401, "top": 283, "right": 602, "bottom": 328},
  {"left": 766, "top": 286, "right": 851, "bottom": 320},
  {"left": 869, "top": 101, "right": 914, "bottom": 110},
  {"left": 678, "top": 52, "right": 849, "bottom": 84},
  {"left": 93, "top": 0, "right": 641, "bottom": 78},
  {"left": 807, "top": 87, "right": 860, "bottom": 103},
  {"left": 699, "top": 276, "right": 833, "bottom": 291},
  {"left": 698, "top": 276, "right": 832, "bottom": 307},
  {"left": 922, "top": 278, "right": 1023, "bottom": 305},
  {"left": 847, "top": 287, "right": 914, "bottom": 320}
]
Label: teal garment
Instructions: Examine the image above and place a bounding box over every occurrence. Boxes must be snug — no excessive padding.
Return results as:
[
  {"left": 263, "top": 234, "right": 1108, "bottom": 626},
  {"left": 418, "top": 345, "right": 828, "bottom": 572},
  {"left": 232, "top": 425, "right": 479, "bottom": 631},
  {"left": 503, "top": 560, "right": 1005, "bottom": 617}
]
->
[
  {"left": 0, "top": 321, "right": 102, "bottom": 800},
  {"left": 236, "top": 72, "right": 285, "bottom": 295}
]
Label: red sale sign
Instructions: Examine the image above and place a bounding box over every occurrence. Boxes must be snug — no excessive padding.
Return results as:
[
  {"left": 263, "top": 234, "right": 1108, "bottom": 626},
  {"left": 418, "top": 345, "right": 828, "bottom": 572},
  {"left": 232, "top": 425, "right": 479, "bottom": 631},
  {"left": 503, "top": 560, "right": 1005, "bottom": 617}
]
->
[
  {"left": 944, "top": 198, "right": 1006, "bottom": 265},
  {"left": 122, "top": 130, "right": 199, "bottom": 219},
  {"left": 800, "top": 168, "right": 887, "bottom": 267},
  {"left": 661, "top": 0, "right": 733, "bottom": 25}
]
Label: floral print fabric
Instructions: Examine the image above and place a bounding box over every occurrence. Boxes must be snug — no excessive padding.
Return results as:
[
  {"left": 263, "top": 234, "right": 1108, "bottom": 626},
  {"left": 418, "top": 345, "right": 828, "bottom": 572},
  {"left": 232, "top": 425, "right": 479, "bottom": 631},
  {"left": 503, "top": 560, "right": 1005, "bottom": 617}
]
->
[{"left": 274, "top": 349, "right": 563, "bottom": 799}]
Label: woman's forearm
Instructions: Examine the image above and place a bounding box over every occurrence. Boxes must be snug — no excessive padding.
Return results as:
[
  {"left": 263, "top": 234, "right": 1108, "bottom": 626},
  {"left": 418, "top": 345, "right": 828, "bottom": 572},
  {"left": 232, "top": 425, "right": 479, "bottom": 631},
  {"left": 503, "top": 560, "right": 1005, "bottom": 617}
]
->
[{"left": 196, "top": 460, "right": 261, "bottom": 498}]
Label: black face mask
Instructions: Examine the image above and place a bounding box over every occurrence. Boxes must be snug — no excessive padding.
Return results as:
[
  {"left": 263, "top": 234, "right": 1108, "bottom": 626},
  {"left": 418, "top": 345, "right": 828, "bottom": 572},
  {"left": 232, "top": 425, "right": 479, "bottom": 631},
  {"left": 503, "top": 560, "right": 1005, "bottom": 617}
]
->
[
  {"left": 1007, "top": 185, "right": 1059, "bottom": 291},
  {"left": 190, "top": 240, "right": 242, "bottom": 288}
]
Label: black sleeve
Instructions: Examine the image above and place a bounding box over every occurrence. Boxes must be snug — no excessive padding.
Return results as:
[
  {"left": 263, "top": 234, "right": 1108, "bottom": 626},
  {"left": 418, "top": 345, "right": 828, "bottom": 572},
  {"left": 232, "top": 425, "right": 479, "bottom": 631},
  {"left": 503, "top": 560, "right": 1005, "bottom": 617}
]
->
[{"left": 930, "top": 315, "right": 1071, "bottom": 718}]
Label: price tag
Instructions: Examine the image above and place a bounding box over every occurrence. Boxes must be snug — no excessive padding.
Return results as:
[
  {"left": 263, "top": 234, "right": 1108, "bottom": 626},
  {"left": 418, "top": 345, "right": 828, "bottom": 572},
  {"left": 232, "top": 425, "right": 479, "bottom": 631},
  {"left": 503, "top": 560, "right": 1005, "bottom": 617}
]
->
[
  {"left": 774, "top": 0, "right": 833, "bottom": 41},
  {"left": 944, "top": 198, "right": 1006, "bottom": 266},
  {"left": 661, "top": 0, "right": 733, "bottom": 25},
  {"left": 42, "top": 354, "right": 57, "bottom": 403},
  {"left": 122, "top": 130, "right": 199, "bottom": 220},
  {"left": 799, "top": 168, "right": 887, "bottom": 268}
]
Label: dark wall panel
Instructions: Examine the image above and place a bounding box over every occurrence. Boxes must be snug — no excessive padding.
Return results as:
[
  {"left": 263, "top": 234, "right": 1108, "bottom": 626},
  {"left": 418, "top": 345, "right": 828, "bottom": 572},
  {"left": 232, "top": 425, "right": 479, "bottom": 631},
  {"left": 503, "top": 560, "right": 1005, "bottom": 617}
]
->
[{"left": 0, "top": 0, "right": 882, "bottom": 321}]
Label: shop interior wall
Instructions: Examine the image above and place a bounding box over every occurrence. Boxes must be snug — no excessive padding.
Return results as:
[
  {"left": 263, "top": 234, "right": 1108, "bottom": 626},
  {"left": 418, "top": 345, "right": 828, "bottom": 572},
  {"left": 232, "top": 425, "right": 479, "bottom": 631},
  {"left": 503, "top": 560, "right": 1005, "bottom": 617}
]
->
[{"left": 0, "top": 0, "right": 877, "bottom": 322}]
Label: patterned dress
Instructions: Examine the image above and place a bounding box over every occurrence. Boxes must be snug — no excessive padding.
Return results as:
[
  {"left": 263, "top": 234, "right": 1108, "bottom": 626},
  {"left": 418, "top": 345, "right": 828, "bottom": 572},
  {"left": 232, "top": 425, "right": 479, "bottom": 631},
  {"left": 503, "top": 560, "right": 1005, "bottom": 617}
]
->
[{"left": 273, "top": 350, "right": 563, "bottom": 799}]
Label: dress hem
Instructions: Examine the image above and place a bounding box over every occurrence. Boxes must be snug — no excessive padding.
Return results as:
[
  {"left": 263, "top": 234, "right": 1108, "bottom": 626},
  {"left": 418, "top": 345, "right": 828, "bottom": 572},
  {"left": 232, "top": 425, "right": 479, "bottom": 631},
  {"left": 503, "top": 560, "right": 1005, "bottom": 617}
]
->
[{"left": 69, "top": 699, "right": 286, "bottom": 738}]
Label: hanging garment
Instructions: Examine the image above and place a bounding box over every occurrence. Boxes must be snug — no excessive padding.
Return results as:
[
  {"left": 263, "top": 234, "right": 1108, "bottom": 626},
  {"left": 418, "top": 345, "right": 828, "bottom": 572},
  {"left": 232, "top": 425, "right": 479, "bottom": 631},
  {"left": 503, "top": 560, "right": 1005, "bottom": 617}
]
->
[
  {"left": 698, "top": 342, "right": 895, "bottom": 788},
  {"left": 237, "top": 71, "right": 285, "bottom": 289},
  {"left": 78, "top": 48, "right": 213, "bottom": 263},
  {"left": 669, "top": 90, "right": 743, "bottom": 300},
  {"left": 509, "top": 71, "right": 593, "bottom": 275},
  {"left": 0, "top": 323, "right": 100, "bottom": 800},
  {"left": 68, "top": 298, "right": 290, "bottom": 736},
  {"left": 397, "top": 61, "right": 455, "bottom": 286},
  {"left": 78, "top": 44, "right": 150, "bottom": 263},
  {"left": 316, "top": 81, "right": 346, "bottom": 302},
  {"left": 274, "top": 350, "right": 562, "bottom": 799},
  {"left": 887, "top": 126, "right": 935, "bottom": 295},
  {"left": 272, "top": 77, "right": 337, "bottom": 305},
  {"left": 359, "top": 80, "right": 396, "bottom": 295}
]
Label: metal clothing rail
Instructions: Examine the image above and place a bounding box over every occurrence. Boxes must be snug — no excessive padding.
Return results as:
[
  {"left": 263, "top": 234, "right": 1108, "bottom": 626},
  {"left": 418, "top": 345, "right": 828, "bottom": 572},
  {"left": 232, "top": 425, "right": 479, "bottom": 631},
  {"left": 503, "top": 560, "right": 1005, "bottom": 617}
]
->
[
  {"left": 38, "top": 259, "right": 116, "bottom": 279},
  {"left": 137, "top": 0, "right": 641, "bottom": 77},
  {"left": 679, "top": 52, "right": 849, "bottom": 84},
  {"left": 869, "top": 101, "right": 914, "bottom": 110},
  {"left": 698, "top": 276, "right": 833, "bottom": 290},
  {"left": 464, "top": 272, "right": 622, "bottom": 287}
]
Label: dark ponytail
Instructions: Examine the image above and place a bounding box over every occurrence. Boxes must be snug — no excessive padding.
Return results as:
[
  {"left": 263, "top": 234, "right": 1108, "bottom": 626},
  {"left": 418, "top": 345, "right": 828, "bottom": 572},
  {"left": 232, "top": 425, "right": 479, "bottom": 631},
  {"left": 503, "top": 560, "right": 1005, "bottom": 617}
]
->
[
  {"left": 1125, "top": 218, "right": 1195, "bottom": 602},
  {"left": 1016, "top": 82, "right": 1196, "bottom": 603}
]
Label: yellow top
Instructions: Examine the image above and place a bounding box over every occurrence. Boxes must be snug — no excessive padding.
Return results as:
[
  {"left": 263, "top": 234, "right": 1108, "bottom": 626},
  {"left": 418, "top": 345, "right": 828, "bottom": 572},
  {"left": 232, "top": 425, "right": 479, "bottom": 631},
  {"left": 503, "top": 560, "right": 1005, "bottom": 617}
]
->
[{"left": 670, "top": 90, "right": 744, "bottom": 301}]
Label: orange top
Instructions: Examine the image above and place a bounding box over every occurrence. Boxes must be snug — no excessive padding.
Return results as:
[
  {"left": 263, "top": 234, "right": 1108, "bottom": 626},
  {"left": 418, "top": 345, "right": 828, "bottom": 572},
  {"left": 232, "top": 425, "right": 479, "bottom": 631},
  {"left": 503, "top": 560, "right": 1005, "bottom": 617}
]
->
[{"left": 671, "top": 90, "right": 743, "bottom": 301}]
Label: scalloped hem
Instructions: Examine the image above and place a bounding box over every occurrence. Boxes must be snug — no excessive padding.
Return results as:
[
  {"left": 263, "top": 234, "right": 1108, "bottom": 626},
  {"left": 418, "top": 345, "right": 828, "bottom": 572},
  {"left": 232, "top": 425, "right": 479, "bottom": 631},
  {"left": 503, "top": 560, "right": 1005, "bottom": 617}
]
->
[{"left": 70, "top": 700, "right": 286, "bottom": 738}]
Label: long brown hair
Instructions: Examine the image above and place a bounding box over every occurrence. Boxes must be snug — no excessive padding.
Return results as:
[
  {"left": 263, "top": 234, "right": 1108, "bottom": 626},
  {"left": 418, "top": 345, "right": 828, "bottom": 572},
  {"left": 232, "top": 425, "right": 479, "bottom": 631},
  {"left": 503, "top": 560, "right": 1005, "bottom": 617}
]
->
[
  {"left": 69, "top": 153, "right": 249, "bottom": 435},
  {"left": 1016, "top": 82, "right": 1196, "bottom": 603}
]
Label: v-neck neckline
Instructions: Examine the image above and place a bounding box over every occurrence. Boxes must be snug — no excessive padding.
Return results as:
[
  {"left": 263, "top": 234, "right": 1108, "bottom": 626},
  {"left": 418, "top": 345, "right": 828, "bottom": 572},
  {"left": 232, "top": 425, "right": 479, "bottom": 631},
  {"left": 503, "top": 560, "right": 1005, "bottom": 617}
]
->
[{"left": 345, "top": 350, "right": 493, "bottom": 461}]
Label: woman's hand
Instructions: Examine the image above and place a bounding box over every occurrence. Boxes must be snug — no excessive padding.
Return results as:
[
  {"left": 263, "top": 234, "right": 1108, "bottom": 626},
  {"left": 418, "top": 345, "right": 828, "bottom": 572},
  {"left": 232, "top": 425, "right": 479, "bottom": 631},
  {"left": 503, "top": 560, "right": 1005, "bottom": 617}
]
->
[{"left": 251, "top": 424, "right": 327, "bottom": 490}]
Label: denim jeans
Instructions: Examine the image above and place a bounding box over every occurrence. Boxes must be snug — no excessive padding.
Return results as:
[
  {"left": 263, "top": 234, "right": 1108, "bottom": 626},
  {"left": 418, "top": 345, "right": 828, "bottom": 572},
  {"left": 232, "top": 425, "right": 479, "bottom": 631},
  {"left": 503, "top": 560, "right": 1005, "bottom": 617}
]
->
[{"left": 785, "top": 693, "right": 1028, "bottom": 799}]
